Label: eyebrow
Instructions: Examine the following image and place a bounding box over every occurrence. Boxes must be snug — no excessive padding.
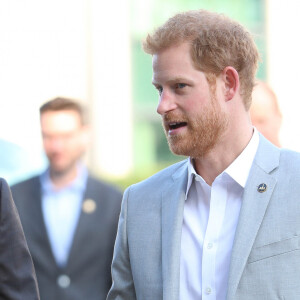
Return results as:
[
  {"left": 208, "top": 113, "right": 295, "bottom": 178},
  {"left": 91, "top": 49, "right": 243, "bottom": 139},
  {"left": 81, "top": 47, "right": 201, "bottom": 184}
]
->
[{"left": 152, "top": 77, "right": 193, "bottom": 86}]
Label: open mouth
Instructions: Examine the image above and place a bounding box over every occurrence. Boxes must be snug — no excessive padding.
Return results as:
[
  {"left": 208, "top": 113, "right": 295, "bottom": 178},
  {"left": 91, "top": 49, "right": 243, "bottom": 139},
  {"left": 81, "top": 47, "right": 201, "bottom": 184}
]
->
[{"left": 168, "top": 122, "right": 187, "bottom": 130}]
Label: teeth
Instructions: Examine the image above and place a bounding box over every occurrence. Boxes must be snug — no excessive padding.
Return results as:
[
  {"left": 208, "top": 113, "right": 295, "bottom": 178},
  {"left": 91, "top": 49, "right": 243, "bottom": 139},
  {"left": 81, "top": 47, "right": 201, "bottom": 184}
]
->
[{"left": 169, "top": 121, "right": 186, "bottom": 130}]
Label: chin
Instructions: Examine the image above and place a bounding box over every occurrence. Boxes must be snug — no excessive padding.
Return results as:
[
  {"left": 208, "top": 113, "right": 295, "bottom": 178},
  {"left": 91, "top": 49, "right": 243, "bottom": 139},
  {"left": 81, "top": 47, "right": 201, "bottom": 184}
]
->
[
  {"left": 51, "top": 165, "right": 67, "bottom": 174},
  {"left": 168, "top": 139, "right": 213, "bottom": 159},
  {"left": 168, "top": 143, "right": 189, "bottom": 157},
  {"left": 167, "top": 135, "right": 193, "bottom": 156}
]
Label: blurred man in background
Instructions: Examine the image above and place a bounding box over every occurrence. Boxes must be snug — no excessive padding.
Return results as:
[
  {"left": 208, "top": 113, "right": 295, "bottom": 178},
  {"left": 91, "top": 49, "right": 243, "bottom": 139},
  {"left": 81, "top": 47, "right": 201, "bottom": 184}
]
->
[
  {"left": 250, "top": 80, "right": 282, "bottom": 147},
  {"left": 12, "top": 97, "right": 122, "bottom": 300}
]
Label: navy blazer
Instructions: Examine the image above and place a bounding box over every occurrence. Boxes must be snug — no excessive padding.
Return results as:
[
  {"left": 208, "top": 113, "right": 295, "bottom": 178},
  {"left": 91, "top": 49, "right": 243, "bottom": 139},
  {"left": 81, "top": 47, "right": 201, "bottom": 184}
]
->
[{"left": 12, "top": 174, "right": 122, "bottom": 300}]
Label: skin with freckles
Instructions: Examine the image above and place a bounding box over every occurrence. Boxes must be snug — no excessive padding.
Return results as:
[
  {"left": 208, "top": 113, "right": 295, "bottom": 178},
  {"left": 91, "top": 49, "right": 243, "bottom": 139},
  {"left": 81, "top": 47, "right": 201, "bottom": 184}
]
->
[{"left": 153, "top": 42, "right": 253, "bottom": 185}]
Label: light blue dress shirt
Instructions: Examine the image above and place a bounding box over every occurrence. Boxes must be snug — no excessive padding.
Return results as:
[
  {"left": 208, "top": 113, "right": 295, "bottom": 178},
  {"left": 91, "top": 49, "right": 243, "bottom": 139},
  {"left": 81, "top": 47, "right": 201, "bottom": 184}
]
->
[{"left": 40, "top": 164, "right": 88, "bottom": 267}]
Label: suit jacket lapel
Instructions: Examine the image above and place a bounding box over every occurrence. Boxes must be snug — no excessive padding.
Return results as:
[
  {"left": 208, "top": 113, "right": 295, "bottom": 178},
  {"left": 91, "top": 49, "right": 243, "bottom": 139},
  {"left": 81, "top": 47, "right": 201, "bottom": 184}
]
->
[
  {"left": 227, "top": 137, "right": 280, "bottom": 300},
  {"left": 162, "top": 161, "right": 188, "bottom": 300}
]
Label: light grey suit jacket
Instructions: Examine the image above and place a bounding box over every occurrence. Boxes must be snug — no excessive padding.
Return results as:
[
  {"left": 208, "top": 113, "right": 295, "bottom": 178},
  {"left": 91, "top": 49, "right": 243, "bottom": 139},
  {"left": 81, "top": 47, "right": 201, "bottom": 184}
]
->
[{"left": 107, "top": 135, "right": 300, "bottom": 300}]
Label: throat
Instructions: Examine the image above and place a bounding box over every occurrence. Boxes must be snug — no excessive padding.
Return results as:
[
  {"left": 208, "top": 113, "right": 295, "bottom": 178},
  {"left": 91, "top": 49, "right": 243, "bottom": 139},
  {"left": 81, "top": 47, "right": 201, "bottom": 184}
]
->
[{"left": 50, "top": 167, "right": 78, "bottom": 189}]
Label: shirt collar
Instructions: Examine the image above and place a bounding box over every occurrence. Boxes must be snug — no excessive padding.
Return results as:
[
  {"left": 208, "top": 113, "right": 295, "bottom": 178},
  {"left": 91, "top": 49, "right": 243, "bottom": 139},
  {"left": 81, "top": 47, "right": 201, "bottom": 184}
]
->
[
  {"left": 224, "top": 128, "right": 259, "bottom": 187},
  {"left": 186, "top": 127, "right": 259, "bottom": 196},
  {"left": 40, "top": 162, "right": 88, "bottom": 193}
]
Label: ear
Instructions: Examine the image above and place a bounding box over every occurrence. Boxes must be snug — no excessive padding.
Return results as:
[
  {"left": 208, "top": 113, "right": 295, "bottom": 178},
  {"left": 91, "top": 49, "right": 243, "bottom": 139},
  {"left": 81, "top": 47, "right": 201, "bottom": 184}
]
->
[{"left": 222, "top": 66, "right": 239, "bottom": 101}]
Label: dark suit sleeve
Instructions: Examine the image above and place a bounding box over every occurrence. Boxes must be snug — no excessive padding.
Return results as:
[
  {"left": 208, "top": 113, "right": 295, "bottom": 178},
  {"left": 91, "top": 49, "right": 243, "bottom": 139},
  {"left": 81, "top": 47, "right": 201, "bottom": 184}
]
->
[{"left": 0, "top": 178, "right": 40, "bottom": 300}]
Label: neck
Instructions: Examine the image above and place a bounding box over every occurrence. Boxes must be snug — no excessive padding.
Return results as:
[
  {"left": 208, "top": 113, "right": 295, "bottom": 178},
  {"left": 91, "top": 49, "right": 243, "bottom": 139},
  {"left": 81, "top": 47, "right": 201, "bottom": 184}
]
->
[
  {"left": 50, "top": 165, "right": 78, "bottom": 189},
  {"left": 193, "top": 121, "right": 253, "bottom": 186}
]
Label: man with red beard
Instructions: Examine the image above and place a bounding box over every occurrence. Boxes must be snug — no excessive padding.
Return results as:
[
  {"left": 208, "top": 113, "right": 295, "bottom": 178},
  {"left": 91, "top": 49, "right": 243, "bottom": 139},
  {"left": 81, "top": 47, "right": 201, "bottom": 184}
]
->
[
  {"left": 107, "top": 10, "right": 300, "bottom": 300},
  {"left": 11, "top": 97, "right": 122, "bottom": 300}
]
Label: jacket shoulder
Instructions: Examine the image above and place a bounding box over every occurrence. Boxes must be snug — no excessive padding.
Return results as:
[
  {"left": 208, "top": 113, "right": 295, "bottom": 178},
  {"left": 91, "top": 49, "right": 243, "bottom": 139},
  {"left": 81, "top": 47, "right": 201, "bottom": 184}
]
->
[
  {"left": 11, "top": 176, "right": 40, "bottom": 204},
  {"left": 279, "top": 148, "right": 300, "bottom": 171},
  {"left": 11, "top": 176, "right": 40, "bottom": 189},
  {"left": 87, "top": 175, "right": 122, "bottom": 194},
  {"left": 280, "top": 148, "right": 300, "bottom": 160},
  {"left": 127, "top": 159, "right": 188, "bottom": 196},
  {"left": 85, "top": 175, "right": 123, "bottom": 207}
]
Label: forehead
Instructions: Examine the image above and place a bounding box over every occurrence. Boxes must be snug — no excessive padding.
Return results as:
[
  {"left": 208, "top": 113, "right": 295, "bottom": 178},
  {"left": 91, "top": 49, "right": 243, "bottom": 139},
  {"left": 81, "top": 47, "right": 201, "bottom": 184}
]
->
[
  {"left": 41, "top": 110, "right": 82, "bottom": 133},
  {"left": 152, "top": 42, "right": 197, "bottom": 83}
]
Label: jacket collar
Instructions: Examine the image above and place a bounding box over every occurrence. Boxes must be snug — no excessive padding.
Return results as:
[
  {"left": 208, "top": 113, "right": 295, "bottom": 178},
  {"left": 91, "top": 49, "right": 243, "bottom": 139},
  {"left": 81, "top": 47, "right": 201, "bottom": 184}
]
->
[{"left": 227, "top": 134, "right": 280, "bottom": 300}]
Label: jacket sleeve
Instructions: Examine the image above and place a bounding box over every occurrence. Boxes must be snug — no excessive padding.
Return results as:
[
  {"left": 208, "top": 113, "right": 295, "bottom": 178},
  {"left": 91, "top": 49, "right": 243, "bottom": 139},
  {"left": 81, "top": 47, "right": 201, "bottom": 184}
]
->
[
  {"left": 106, "top": 187, "right": 137, "bottom": 300},
  {"left": 0, "top": 178, "right": 40, "bottom": 300}
]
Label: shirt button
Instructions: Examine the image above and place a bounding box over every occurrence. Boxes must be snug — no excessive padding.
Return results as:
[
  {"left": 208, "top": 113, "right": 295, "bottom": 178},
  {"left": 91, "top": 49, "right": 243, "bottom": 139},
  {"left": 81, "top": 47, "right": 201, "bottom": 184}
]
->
[
  {"left": 205, "top": 287, "right": 212, "bottom": 295},
  {"left": 207, "top": 242, "right": 213, "bottom": 249},
  {"left": 57, "top": 274, "right": 71, "bottom": 288},
  {"left": 194, "top": 175, "right": 201, "bottom": 182}
]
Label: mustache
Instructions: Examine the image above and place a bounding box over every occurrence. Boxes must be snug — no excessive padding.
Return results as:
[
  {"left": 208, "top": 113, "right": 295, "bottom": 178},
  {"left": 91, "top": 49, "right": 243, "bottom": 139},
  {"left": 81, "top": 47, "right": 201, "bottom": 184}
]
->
[{"left": 162, "top": 111, "right": 188, "bottom": 123}]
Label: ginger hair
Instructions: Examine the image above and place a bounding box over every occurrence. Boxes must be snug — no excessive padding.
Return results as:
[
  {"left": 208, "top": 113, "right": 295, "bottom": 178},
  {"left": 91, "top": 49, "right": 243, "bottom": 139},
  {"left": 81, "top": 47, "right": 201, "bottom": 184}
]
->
[{"left": 143, "top": 10, "right": 259, "bottom": 109}]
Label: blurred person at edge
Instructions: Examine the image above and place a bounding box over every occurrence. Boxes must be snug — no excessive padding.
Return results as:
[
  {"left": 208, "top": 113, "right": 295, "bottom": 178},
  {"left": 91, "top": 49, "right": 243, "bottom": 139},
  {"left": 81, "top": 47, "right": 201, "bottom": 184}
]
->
[
  {"left": 12, "top": 97, "right": 122, "bottom": 300},
  {"left": 0, "top": 178, "right": 40, "bottom": 299},
  {"left": 250, "top": 80, "right": 282, "bottom": 147},
  {"left": 107, "top": 9, "right": 300, "bottom": 300}
]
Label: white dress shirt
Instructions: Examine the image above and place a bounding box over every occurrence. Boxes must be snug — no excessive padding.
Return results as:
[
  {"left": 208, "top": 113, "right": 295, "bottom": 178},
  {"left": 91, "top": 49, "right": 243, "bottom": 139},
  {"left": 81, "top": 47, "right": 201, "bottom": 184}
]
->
[{"left": 180, "top": 129, "right": 259, "bottom": 300}]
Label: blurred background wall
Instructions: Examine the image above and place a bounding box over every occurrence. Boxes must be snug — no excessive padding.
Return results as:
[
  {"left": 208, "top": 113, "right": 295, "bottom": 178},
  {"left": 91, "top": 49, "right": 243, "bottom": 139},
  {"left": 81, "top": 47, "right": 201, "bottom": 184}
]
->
[{"left": 0, "top": 0, "right": 299, "bottom": 188}]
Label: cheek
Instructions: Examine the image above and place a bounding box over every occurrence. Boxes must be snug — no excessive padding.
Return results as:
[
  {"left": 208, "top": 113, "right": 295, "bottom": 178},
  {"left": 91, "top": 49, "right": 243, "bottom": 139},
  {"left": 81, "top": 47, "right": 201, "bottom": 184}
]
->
[
  {"left": 181, "top": 97, "right": 200, "bottom": 113},
  {"left": 69, "top": 139, "right": 86, "bottom": 154},
  {"left": 182, "top": 88, "right": 211, "bottom": 112}
]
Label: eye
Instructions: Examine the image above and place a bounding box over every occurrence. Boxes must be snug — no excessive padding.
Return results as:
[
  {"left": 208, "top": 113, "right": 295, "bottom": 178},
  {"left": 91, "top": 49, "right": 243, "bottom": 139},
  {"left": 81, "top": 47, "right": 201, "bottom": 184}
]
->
[
  {"left": 155, "top": 85, "right": 163, "bottom": 95},
  {"left": 175, "top": 83, "right": 187, "bottom": 89}
]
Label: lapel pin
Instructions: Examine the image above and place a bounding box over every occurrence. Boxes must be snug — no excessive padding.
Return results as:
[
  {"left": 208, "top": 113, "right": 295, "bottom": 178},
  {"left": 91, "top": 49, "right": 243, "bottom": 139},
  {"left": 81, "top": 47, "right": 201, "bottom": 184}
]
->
[
  {"left": 82, "top": 198, "right": 97, "bottom": 214},
  {"left": 257, "top": 183, "right": 267, "bottom": 193}
]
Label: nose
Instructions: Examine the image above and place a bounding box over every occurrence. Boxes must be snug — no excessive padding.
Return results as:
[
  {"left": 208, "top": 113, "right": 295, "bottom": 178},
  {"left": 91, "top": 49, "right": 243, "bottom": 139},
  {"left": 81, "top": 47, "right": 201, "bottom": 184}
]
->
[
  {"left": 156, "top": 91, "right": 177, "bottom": 115},
  {"left": 44, "top": 136, "right": 64, "bottom": 152},
  {"left": 51, "top": 138, "right": 64, "bottom": 150}
]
